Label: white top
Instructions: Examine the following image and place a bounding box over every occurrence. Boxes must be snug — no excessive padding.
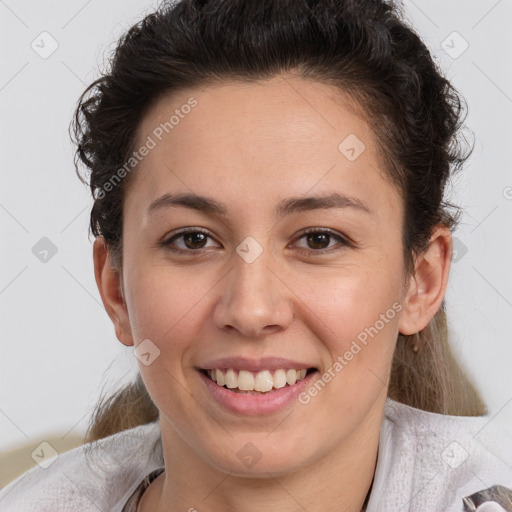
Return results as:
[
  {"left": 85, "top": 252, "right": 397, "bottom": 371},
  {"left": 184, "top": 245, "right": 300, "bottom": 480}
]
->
[{"left": 1, "top": 397, "right": 511, "bottom": 512}]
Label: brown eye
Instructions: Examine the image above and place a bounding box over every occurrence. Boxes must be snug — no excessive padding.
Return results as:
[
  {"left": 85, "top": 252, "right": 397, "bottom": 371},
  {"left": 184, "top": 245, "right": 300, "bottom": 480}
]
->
[
  {"left": 182, "top": 232, "right": 208, "bottom": 249},
  {"left": 160, "top": 228, "right": 218, "bottom": 254},
  {"left": 294, "top": 228, "right": 352, "bottom": 256},
  {"left": 305, "top": 232, "right": 331, "bottom": 250}
]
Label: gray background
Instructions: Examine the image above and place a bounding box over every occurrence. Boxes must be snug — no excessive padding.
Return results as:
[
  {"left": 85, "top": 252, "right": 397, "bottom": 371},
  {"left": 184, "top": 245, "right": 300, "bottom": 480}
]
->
[{"left": 0, "top": 0, "right": 511, "bottom": 451}]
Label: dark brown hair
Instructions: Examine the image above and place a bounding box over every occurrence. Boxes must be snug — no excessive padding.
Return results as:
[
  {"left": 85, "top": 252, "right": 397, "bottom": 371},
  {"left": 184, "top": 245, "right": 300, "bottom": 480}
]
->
[{"left": 71, "top": 0, "right": 485, "bottom": 442}]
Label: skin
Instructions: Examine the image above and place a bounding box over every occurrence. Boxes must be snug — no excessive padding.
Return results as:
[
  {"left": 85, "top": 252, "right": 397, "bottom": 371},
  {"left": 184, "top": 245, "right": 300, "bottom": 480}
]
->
[{"left": 93, "top": 73, "right": 452, "bottom": 512}]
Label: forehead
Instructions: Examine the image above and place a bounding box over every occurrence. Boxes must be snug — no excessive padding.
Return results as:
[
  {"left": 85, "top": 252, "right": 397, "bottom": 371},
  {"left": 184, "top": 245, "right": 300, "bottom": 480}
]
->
[{"left": 127, "top": 75, "right": 400, "bottom": 223}]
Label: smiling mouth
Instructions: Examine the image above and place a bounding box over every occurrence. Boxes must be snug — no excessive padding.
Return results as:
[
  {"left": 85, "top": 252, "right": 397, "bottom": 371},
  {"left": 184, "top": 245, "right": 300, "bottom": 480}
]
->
[{"left": 200, "top": 367, "right": 318, "bottom": 394}]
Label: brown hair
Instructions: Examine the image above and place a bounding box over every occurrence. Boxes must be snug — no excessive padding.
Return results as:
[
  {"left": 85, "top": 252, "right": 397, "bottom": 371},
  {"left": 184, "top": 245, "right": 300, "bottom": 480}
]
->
[{"left": 72, "top": 0, "right": 486, "bottom": 443}]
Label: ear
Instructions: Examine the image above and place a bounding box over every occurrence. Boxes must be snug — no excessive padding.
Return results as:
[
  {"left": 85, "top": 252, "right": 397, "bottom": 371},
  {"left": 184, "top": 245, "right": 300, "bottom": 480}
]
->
[
  {"left": 93, "top": 236, "right": 134, "bottom": 346},
  {"left": 398, "top": 225, "right": 452, "bottom": 335}
]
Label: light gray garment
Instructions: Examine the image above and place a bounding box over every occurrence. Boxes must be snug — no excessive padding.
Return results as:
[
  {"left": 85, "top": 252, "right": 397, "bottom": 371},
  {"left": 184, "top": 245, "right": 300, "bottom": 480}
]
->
[{"left": 1, "top": 397, "right": 510, "bottom": 511}]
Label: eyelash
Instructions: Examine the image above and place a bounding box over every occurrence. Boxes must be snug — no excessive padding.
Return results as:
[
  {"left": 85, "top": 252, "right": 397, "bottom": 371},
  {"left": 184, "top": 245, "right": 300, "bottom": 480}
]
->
[{"left": 159, "top": 227, "right": 353, "bottom": 256}]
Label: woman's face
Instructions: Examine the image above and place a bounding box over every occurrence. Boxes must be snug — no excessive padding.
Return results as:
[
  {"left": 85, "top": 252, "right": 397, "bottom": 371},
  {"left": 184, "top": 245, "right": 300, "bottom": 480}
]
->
[{"left": 112, "top": 75, "right": 411, "bottom": 475}]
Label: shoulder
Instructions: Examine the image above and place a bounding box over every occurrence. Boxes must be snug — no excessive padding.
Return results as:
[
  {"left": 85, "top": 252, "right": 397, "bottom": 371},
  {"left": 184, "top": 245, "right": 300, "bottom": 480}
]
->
[
  {"left": 0, "top": 421, "right": 163, "bottom": 512},
  {"left": 366, "top": 397, "right": 512, "bottom": 512}
]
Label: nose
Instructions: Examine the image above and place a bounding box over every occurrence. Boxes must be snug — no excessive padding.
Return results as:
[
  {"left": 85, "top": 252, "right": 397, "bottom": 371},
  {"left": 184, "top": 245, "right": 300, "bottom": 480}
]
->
[{"left": 213, "top": 246, "right": 294, "bottom": 339}]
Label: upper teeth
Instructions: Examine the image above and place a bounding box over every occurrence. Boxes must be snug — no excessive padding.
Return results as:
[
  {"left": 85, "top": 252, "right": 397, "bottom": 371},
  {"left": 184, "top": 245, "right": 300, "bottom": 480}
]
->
[{"left": 207, "top": 368, "right": 308, "bottom": 392}]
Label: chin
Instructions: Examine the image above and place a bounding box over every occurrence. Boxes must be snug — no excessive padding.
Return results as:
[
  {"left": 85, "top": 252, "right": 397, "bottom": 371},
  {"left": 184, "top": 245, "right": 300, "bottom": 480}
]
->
[{"left": 205, "top": 442, "right": 316, "bottom": 478}]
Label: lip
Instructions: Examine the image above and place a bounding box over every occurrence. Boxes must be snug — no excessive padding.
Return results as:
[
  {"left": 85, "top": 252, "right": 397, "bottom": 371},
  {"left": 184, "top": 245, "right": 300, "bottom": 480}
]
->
[
  {"left": 197, "top": 356, "right": 316, "bottom": 372},
  {"left": 198, "top": 368, "right": 319, "bottom": 415}
]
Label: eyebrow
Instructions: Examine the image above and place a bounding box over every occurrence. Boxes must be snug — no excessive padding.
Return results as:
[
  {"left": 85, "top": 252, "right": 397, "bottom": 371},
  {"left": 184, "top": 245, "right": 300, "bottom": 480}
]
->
[{"left": 147, "top": 191, "right": 373, "bottom": 218}]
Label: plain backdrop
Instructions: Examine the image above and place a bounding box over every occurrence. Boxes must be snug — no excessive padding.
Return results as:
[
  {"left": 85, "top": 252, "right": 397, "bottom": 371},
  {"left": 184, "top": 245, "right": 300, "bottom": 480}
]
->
[{"left": 0, "top": 0, "right": 511, "bottom": 452}]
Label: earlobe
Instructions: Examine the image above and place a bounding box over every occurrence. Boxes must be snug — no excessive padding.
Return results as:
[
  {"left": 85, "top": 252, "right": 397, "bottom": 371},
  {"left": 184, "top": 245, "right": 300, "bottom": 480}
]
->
[
  {"left": 398, "top": 225, "right": 452, "bottom": 336},
  {"left": 93, "top": 236, "right": 134, "bottom": 347}
]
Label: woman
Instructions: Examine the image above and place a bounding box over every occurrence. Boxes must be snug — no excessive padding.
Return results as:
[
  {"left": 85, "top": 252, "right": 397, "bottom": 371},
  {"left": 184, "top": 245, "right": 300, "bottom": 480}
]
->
[{"left": 1, "top": 0, "right": 511, "bottom": 510}]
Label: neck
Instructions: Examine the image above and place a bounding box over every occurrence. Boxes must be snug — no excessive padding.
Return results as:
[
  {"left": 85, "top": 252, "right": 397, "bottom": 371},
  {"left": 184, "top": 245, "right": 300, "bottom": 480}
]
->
[{"left": 139, "top": 401, "right": 384, "bottom": 512}]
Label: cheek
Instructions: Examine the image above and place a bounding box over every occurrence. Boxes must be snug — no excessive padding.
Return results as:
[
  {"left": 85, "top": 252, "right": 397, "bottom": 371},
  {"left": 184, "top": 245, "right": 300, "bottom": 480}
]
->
[
  {"left": 123, "top": 268, "right": 215, "bottom": 417},
  {"left": 301, "top": 260, "right": 402, "bottom": 332},
  {"left": 124, "top": 266, "right": 214, "bottom": 358},
  {"left": 294, "top": 260, "right": 403, "bottom": 383}
]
